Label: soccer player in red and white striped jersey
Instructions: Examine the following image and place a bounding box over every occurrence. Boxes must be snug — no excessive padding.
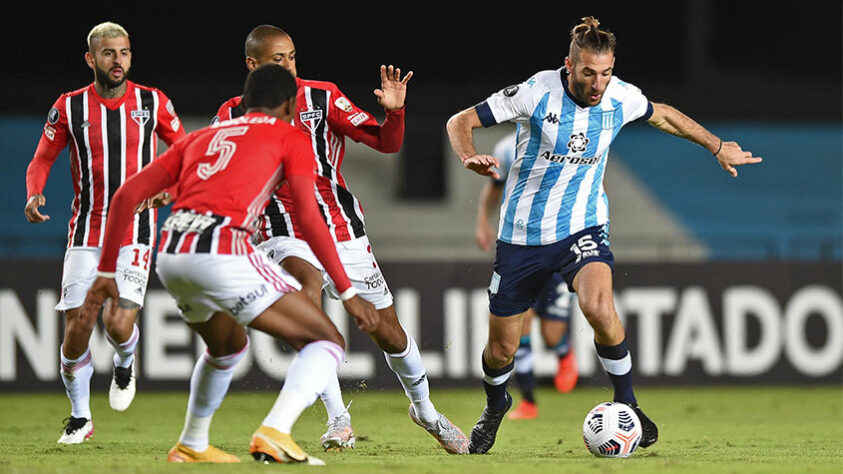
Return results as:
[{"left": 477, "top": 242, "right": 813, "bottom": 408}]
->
[
  {"left": 213, "top": 25, "right": 468, "bottom": 455},
  {"left": 23, "top": 22, "right": 185, "bottom": 444},
  {"left": 83, "top": 64, "right": 378, "bottom": 464}
]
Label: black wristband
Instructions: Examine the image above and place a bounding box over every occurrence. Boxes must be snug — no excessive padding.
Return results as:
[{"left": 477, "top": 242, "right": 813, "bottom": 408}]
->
[{"left": 713, "top": 139, "right": 723, "bottom": 156}]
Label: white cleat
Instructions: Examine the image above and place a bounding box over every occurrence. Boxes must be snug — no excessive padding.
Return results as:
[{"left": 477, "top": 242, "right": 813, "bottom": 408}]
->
[
  {"left": 57, "top": 417, "right": 94, "bottom": 444},
  {"left": 320, "top": 401, "right": 355, "bottom": 450},
  {"left": 109, "top": 363, "right": 136, "bottom": 412},
  {"left": 409, "top": 405, "right": 469, "bottom": 454}
]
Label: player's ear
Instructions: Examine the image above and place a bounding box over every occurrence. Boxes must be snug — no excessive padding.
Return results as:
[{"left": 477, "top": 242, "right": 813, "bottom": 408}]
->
[
  {"left": 85, "top": 51, "right": 95, "bottom": 70},
  {"left": 280, "top": 97, "right": 296, "bottom": 121},
  {"left": 245, "top": 56, "right": 258, "bottom": 72},
  {"left": 564, "top": 56, "right": 573, "bottom": 74}
]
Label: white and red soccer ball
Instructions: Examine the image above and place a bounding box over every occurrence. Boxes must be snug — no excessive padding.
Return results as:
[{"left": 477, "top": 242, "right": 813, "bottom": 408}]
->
[{"left": 582, "top": 402, "right": 642, "bottom": 458}]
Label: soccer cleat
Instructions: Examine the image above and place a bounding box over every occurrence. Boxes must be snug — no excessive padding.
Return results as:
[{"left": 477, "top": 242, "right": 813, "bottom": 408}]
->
[
  {"left": 408, "top": 405, "right": 469, "bottom": 454},
  {"left": 624, "top": 403, "right": 659, "bottom": 448},
  {"left": 554, "top": 350, "right": 579, "bottom": 393},
  {"left": 250, "top": 425, "right": 325, "bottom": 465},
  {"left": 468, "top": 392, "right": 512, "bottom": 454},
  {"left": 109, "top": 363, "right": 136, "bottom": 412},
  {"left": 57, "top": 417, "right": 93, "bottom": 444},
  {"left": 321, "top": 413, "right": 355, "bottom": 450},
  {"left": 167, "top": 442, "right": 240, "bottom": 463},
  {"left": 507, "top": 399, "right": 538, "bottom": 420}
]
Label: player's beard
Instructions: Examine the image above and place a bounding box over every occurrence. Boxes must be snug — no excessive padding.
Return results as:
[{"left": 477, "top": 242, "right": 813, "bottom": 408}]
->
[{"left": 94, "top": 62, "right": 128, "bottom": 90}]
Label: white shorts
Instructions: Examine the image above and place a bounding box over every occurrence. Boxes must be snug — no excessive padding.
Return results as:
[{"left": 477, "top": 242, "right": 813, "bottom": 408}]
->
[
  {"left": 256, "top": 235, "right": 393, "bottom": 310},
  {"left": 55, "top": 244, "right": 152, "bottom": 311},
  {"left": 155, "top": 251, "right": 302, "bottom": 326}
]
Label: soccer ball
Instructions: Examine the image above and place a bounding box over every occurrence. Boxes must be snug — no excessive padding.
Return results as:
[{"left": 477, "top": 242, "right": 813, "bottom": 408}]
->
[{"left": 582, "top": 402, "right": 642, "bottom": 458}]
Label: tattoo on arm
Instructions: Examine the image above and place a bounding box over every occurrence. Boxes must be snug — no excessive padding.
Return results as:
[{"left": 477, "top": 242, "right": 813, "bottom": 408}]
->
[{"left": 118, "top": 298, "right": 141, "bottom": 310}]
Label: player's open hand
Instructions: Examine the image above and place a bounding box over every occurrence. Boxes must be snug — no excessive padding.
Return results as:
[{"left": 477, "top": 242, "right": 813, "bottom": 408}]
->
[
  {"left": 463, "top": 155, "right": 501, "bottom": 180},
  {"left": 716, "top": 141, "right": 762, "bottom": 178},
  {"left": 374, "top": 65, "right": 413, "bottom": 111},
  {"left": 24, "top": 194, "right": 50, "bottom": 223},
  {"left": 82, "top": 276, "right": 120, "bottom": 321},
  {"left": 343, "top": 295, "right": 380, "bottom": 333}
]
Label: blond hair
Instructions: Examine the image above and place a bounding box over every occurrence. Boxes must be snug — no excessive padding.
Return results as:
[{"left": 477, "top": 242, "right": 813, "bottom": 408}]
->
[
  {"left": 87, "top": 22, "right": 129, "bottom": 51},
  {"left": 569, "top": 16, "right": 616, "bottom": 62}
]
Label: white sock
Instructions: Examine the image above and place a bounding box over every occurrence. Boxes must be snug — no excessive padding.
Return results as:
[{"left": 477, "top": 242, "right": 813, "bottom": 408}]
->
[
  {"left": 60, "top": 346, "right": 94, "bottom": 420},
  {"left": 320, "top": 374, "right": 349, "bottom": 421},
  {"left": 179, "top": 338, "right": 249, "bottom": 451},
  {"left": 107, "top": 323, "right": 139, "bottom": 368},
  {"left": 384, "top": 330, "right": 438, "bottom": 424},
  {"left": 262, "top": 340, "right": 344, "bottom": 434}
]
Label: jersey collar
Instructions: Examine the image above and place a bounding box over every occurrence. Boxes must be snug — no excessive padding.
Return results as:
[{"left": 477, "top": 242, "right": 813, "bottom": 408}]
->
[{"left": 88, "top": 81, "right": 135, "bottom": 110}]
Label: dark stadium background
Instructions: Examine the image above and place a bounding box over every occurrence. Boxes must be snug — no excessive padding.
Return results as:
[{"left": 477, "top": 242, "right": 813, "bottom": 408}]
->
[{"left": 1, "top": 1, "right": 840, "bottom": 391}]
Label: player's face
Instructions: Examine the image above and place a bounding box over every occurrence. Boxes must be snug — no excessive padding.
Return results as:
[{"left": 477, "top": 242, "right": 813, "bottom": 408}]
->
[
  {"left": 249, "top": 35, "right": 297, "bottom": 77},
  {"left": 86, "top": 36, "right": 132, "bottom": 89},
  {"left": 565, "top": 49, "right": 615, "bottom": 106}
]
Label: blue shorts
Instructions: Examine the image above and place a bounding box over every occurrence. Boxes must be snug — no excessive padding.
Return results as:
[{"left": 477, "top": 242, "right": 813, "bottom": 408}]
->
[
  {"left": 531, "top": 272, "right": 575, "bottom": 322},
  {"left": 488, "top": 225, "right": 613, "bottom": 317}
]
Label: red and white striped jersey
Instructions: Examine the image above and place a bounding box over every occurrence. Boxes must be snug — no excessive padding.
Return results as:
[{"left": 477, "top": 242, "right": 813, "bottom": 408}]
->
[
  {"left": 26, "top": 81, "right": 185, "bottom": 248},
  {"left": 213, "top": 76, "right": 405, "bottom": 243},
  {"left": 156, "top": 113, "right": 315, "bottom": 256}
]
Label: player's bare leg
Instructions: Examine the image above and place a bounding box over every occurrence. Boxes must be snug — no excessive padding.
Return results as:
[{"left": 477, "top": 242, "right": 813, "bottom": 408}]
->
[
  {"left": 57, "top": 307, "right": 97, "bottom": 444},
  {"left": 469, "top": 311, "right": 523, "bottom": 453},
  {"left": 101, "top": 299, "right": 141, "bottom": 411},
  {"left": 573, "top": 262, "right": 658, "bottom": 447},
  {"left": 281, "top": 257, "right": 356, "bottom": 450}
]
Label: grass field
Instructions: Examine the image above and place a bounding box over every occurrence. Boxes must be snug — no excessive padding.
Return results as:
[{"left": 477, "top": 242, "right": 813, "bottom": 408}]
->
[{"left": 0, "top": 386, "right": 840, "bottom": 473}]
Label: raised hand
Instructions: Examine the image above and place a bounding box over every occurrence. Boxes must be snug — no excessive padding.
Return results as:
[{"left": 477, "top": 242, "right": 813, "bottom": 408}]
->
[
  {"left": 24, "top": 194, "right": 50, "bottom": 223},
  {"left": 463, "top": 155, "right": 501, "bottom": 180},
  {"left": 715, "top": 141, "right": 763, "bottom": 178},
  {"left": 373, "top": 65, "right": 413, "bottom": 111}
]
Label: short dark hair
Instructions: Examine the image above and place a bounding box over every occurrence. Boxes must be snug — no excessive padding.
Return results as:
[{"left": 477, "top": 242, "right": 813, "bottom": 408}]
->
[
  {"left": 245, "top": 24, "right": 289, "bottom": 58},
  {"left": 569, "top": 16, "right": 616, "bottom": 62},
  {"left": 242, "top": 64, "right": 297, "bottom": 110}
]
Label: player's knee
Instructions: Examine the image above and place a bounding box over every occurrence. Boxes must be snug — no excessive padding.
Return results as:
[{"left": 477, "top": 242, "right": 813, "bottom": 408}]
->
[
  {"left": 487, "top": 338, "right": 519, "bottom": 365},
  {"left": 578, "top": 292, "right": 613, "bottom": 321}
]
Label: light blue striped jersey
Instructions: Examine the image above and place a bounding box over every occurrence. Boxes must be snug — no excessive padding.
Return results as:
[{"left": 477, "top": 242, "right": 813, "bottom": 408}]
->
[{"left": 475, "top": 68, "right": 652, "bottom": 246}]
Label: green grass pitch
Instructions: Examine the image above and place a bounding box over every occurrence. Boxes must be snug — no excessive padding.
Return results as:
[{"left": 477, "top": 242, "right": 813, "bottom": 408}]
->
[{"left": 0, "top": 386, "right": 840, "bottom": 473}]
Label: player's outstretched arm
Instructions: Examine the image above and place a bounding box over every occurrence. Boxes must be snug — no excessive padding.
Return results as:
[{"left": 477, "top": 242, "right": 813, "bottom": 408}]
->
[
  {"left": 446, "top": 108, "right": 501, "bottom": 179},
  {"left": 648, "top": 103, "right": 762, "bottom": 178},
  {"left": 373, "top": 65, "right": 413, "bottom": 111}
]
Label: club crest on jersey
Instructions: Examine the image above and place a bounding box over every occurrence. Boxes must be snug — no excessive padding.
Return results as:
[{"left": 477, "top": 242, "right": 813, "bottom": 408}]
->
[
  {"left": 567, "top": 132, "right": 590, "bottom": 153},
  {"left": 47, "top": 107, "right": 60, "bottom": 124},
  {"left": 131, "top": 109, "right": 150, "bottom": 127},
  {"left": 334, "top": 97, "right": 353, "bottom": 113},
  {"left": 299, "top": 109, "right": 323, "bottom": 134}
]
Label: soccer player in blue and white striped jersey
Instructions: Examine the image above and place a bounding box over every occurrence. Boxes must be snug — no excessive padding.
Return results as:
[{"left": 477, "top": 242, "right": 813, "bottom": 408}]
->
[{"left": 448, "top": 16, "right": 762, "bottom": 454}]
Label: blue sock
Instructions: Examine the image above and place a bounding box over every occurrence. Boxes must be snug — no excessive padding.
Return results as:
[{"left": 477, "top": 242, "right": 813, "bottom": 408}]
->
[
  {"left": 594, "top": 338, "right": 637, "bottom": 405},
  {"left": 514, "top": 336, "right": 535, "bottom": 403},
  {"left": 482, "top": 354, "right": 513, "bottom": 412}
]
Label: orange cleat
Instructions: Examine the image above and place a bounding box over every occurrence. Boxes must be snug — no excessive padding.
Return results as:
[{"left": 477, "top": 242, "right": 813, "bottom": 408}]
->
[
  {"left": 554, "top": 350, "right": 579, "bottom": 393},
  {"left": 167, "top": 442, "right": 240, "bottom": 463},
  {"left": 507, "top": 400, "right": 538, "bottom": 420}
]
